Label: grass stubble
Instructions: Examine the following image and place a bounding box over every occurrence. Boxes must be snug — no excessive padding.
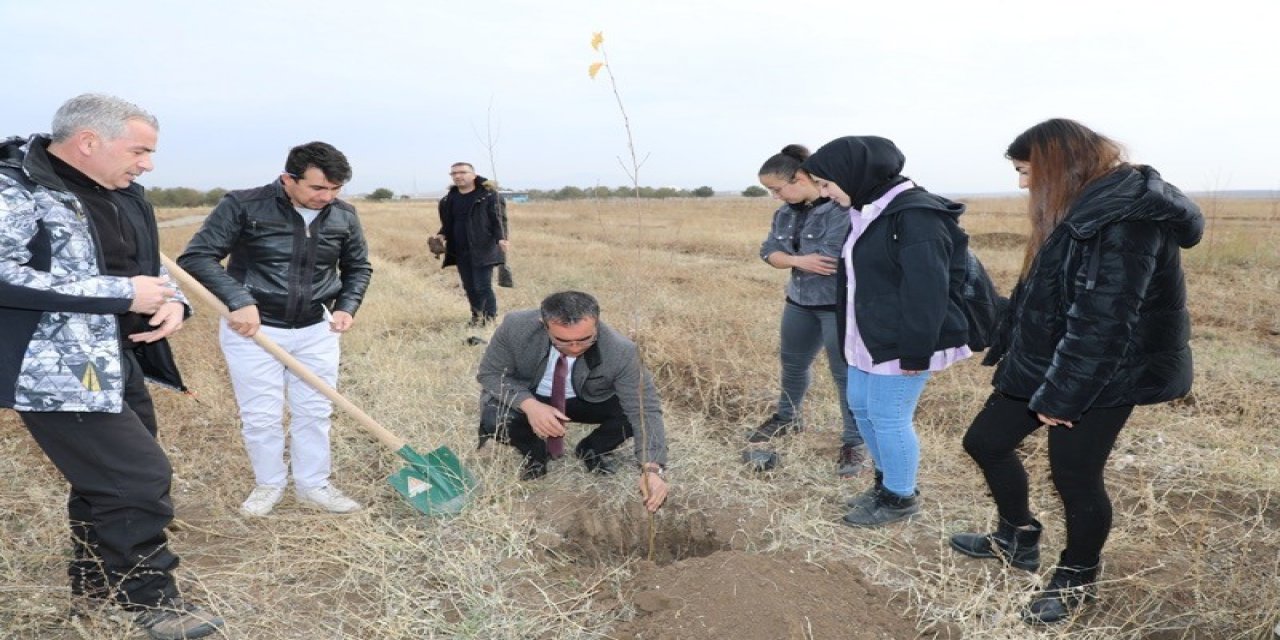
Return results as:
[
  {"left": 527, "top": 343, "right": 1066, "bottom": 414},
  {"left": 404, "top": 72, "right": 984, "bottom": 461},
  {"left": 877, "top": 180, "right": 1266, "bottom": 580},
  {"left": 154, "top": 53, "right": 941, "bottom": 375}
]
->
[{"left": 1, "top": 196, "right": 1277, "bottom": 639}]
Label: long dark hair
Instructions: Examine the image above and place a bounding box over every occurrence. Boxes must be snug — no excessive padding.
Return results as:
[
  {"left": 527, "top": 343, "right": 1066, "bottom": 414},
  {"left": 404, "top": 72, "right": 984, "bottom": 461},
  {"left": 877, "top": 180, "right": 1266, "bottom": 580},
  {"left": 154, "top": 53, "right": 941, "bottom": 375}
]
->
[{"left": 1007, "top": 119, "right": 1124, "bottom": 278}]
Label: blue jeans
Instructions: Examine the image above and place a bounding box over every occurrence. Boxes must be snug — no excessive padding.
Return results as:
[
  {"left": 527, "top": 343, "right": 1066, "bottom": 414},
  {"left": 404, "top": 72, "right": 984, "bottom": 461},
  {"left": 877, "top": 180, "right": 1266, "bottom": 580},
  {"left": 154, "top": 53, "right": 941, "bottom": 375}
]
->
[
  {"left": 778, "top": 302, "right": 860, "bottom": 445},
  {"left": 847, "top": 367, "right": 932, "bottom": 497}
]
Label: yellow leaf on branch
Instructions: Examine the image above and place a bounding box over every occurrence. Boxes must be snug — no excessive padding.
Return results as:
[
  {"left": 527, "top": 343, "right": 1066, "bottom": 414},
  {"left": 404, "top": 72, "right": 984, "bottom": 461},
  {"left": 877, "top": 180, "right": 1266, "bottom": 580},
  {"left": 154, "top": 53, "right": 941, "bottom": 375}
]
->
[
  {"left": 588, "top": 61, "right": 604, "bottom": 79},
  {"left": 591, "top": 31, "right": 604, "bottom": 51}
]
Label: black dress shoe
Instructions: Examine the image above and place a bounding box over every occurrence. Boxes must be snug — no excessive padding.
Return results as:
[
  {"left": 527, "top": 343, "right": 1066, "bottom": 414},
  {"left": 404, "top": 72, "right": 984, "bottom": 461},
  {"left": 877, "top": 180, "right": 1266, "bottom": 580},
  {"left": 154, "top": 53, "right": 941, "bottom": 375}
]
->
[
  {"left": 578, "top": 449, "right": 618, "bottom": 475},
  {"left": 519, "top": 459, "right": 548, "bottom": 480}
]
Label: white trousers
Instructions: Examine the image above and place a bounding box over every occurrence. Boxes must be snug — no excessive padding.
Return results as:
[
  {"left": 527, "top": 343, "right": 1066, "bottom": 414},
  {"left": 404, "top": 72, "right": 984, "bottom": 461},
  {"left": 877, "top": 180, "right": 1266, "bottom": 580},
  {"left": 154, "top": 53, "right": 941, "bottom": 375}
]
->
[{"left": 219, "top": 319, "right": 340, "bottom": 489}]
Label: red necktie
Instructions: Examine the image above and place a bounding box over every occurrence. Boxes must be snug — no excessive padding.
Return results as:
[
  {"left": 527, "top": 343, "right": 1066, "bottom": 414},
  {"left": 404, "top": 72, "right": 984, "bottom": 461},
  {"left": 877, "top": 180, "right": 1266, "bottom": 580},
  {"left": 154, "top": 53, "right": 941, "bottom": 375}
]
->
[{"left": 547, "top": 355, "right": 567, "bottom": 459}]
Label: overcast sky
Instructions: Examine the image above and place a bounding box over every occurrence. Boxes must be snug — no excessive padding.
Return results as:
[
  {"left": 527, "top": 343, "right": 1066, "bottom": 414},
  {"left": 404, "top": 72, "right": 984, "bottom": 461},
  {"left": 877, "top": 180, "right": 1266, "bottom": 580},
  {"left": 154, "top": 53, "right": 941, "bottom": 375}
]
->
[{"left": 6, "top": 0, "right": 1277, "bottom": 195}]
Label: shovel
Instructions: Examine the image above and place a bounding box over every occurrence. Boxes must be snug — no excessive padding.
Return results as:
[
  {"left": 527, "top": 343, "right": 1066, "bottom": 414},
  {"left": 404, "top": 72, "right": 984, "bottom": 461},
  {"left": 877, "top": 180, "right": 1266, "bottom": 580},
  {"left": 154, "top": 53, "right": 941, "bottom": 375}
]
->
[{"left": 160, "top": 254, "right": 478, "bottom": 516}]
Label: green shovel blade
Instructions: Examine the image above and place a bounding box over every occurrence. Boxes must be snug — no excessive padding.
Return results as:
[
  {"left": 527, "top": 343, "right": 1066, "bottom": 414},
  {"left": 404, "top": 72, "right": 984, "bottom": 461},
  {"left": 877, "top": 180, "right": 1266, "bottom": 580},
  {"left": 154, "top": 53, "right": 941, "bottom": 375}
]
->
[{"left": 386, "top": 445, "right": 479, "bottom": 517}]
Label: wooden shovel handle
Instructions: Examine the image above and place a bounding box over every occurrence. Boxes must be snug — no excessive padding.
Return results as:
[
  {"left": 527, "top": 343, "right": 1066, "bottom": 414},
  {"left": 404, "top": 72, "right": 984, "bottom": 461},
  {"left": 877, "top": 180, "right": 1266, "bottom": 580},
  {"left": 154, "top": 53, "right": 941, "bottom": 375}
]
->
[{"left": 160, "top": 253, "right": 408, "bottom": 452}]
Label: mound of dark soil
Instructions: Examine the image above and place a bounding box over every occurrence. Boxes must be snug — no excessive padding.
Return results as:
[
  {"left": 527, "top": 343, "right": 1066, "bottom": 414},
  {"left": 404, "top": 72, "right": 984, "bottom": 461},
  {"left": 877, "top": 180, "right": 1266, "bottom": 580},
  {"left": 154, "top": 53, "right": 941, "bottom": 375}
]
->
[{"left": 610, "top": 550, "right": 920, "bottom": 640}]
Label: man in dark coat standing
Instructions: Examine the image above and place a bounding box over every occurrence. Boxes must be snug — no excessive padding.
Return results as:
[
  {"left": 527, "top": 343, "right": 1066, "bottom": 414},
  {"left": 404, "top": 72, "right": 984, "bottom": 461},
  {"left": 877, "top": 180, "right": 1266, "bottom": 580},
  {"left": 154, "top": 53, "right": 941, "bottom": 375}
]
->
[{"left": 431, "top": 162, "right": 508, "bottom": 326}]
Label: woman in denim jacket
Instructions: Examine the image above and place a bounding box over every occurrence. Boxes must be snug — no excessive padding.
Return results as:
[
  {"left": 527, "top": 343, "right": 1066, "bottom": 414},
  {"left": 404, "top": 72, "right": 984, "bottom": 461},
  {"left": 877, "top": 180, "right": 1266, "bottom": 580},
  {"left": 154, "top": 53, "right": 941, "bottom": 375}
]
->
[{"left": 751, "top": 144, "right": 865, "bottom": 478}]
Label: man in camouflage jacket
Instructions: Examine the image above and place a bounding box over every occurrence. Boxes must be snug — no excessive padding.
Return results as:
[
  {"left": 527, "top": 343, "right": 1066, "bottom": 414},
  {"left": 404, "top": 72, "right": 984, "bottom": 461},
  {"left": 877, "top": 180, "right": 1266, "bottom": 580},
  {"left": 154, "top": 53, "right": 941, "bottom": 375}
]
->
[{"left": 0, "top": 94, "right": 222, "bottom": 639}]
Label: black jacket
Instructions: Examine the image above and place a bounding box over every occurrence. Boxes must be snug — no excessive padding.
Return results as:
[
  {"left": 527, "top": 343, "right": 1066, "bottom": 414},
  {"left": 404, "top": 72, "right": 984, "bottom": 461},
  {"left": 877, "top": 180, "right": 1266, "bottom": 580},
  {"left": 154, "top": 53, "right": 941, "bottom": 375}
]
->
[
  {"left": 437, "top": 176, "right": 507, "bottom": 268},
  {"left": 804, "top": 137, "right": 969, "bottom": 370},
  {"left": 984, "top": 165, "right": 1203, "bottom": 420},
  {"left": 178, "top": 180, "right": 373, "bottom": 328},
  {"left": 0, "top": 135, "right": 188, "bottom": 406},
  {"left": 835, "top": 188, "right": 970, "bottom": 370}
]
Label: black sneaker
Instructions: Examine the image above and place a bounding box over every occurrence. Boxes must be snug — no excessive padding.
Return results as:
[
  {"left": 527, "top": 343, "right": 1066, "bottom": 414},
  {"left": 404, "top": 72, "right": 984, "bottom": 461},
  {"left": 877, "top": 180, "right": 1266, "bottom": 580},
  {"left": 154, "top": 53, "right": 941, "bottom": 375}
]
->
[
  {"left": 836, "top": 444, "right": 866, "bottom": 478},
  {"left": 842, "top": 489, "right": 920, "bottom": 527},
  {"left": 746, "top": 414, "right": 802, "bottom": 443},
  {"left": 844, "top": 470, "right": 884, "bottom": 508},
  {"left": 134, "top": 599, "right": 224, "bottom": 640}
]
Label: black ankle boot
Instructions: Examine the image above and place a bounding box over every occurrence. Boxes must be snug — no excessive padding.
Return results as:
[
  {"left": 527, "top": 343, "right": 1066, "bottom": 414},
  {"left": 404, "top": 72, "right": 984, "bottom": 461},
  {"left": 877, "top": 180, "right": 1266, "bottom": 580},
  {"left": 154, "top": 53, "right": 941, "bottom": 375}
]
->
[
  {"left": 949, "top": 518, "right": 1042, "bottom": 571},
  {"left": 1023, "top": 562, "right": 1099, "bottom": 624},
  {"left": 845, "top": 469, "right": 884, "bottom": 509}
]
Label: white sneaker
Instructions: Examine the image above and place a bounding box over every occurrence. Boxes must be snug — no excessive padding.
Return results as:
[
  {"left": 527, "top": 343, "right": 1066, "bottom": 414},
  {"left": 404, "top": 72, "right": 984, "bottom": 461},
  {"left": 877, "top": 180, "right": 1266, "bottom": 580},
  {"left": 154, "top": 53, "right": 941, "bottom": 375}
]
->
[
  {"left": 296, "top": 484, "right": 362, "bottom": 513},
  {"left": 241, "top": 485, "right": 286, "bottom": 517}
]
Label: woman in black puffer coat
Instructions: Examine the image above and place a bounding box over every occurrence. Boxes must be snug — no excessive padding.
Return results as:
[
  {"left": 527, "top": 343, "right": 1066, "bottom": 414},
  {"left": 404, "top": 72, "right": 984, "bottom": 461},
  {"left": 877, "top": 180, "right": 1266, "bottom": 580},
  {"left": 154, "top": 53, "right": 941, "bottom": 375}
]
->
[{"left": 950, "top": 119, "right": 1203, "bottom": 625}]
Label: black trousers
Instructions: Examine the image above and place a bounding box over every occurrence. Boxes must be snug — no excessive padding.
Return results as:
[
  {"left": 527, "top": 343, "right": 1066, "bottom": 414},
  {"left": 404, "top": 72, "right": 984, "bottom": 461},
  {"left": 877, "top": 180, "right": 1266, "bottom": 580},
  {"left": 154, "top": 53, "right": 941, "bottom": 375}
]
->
[
  {"left": 962, "top": 391, "right": 1132, "bottom": 568},
  {"left": 455, "top": 253, "right": 497, "bottom": 321},
  {"left": 21, "top": 350, "right": 180, "bottom": 609},
  {"left": 502, "top": 394, "right": 633, "bottom": 464}
]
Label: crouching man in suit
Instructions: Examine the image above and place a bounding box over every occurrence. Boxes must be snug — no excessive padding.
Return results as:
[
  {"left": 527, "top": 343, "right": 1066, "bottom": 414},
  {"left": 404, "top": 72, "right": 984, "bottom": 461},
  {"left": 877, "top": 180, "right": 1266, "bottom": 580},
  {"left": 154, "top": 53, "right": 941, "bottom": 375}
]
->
[{"left": 477, "top": 291, "right": 669, "bottom": 512}]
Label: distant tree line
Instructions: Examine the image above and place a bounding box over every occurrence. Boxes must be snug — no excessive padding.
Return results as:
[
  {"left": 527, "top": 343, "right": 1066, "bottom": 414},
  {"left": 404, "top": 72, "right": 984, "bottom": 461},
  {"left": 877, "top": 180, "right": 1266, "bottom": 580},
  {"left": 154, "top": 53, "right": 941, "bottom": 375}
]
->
[
  {"left": 146, "top": 186, "right": 402, "bottom": 206},
  {"left": 145, "top": 184, "right": 771, "bottom": 206},
  {"left": 516, "top": 185, "right": 721, "bottom": 200},
  {"left": 145, "top": 187, "right": 228, "bottom": 208}
]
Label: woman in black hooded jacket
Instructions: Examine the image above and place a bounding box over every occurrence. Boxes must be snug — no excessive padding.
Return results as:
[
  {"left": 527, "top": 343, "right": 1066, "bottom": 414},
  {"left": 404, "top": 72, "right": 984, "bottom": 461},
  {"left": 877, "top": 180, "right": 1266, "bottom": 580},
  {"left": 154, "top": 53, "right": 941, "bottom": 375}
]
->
[
  {"left": 802, "top": 136, "right": 973, "bottom": 528},
  {"left": 949, "top": 119, "right": 1203, "bottom": 624}
]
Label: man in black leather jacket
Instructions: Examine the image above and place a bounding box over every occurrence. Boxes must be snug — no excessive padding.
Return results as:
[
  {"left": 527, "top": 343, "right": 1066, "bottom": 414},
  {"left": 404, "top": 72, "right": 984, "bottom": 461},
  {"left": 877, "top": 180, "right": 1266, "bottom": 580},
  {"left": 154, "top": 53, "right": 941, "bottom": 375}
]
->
[{"left": 178, "top": 141, "right": 372, "bottom": 517}]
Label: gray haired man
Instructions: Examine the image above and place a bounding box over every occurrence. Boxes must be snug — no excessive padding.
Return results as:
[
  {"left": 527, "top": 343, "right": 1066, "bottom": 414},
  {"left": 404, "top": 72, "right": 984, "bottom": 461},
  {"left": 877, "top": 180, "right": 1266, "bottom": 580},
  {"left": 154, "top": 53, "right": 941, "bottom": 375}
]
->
[{"left": 0, "top": 94, "right": 223, "bottom": 638}]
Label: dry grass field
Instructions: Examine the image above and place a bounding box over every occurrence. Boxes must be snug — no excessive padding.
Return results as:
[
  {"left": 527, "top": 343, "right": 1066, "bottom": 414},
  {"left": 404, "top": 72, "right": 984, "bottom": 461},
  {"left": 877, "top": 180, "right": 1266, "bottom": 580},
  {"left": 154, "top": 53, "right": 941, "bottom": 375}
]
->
[{"left": 2, "top": 195, "right": 1278, "bottom": 639}]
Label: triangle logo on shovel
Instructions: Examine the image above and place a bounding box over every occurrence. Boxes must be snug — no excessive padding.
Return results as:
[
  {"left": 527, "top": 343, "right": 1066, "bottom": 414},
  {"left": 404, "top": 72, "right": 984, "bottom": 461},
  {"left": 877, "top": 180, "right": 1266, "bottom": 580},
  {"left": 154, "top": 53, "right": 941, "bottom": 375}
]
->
[{"left": 405, "top": 476, "right": 432, "bottom": 497}]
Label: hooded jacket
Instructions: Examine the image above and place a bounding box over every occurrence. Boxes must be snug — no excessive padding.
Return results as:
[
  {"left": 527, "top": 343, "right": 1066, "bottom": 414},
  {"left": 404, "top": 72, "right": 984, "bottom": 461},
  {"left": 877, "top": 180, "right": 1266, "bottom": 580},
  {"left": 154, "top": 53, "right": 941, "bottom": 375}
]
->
[
  {"left": 984, "top": 165, "right": 1203, "bottom": 420},
  {"left": 0, "top": 135, "right": 189, "bottom": 411},
  {"left": 437, "top": 175, "right": 508, "bottom": 268},
  {"left": 804, "top": 137, "right": 970, "bottom": 370}
]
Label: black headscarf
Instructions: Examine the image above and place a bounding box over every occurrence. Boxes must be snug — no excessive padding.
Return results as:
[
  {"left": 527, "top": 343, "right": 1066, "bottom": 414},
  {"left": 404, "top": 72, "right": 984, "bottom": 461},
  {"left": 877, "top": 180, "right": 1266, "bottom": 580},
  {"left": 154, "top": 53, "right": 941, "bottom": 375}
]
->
[{"left": 801, "top": 136, "right": 908, "bottom": 208}]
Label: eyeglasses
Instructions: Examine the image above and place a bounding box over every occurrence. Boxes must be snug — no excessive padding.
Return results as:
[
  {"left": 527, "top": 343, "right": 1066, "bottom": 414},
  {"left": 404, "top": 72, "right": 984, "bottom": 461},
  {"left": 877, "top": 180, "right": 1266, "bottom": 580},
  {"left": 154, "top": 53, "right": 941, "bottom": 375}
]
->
[{"left": 549, "top": 333, "right": 598, "bottom": 348}]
